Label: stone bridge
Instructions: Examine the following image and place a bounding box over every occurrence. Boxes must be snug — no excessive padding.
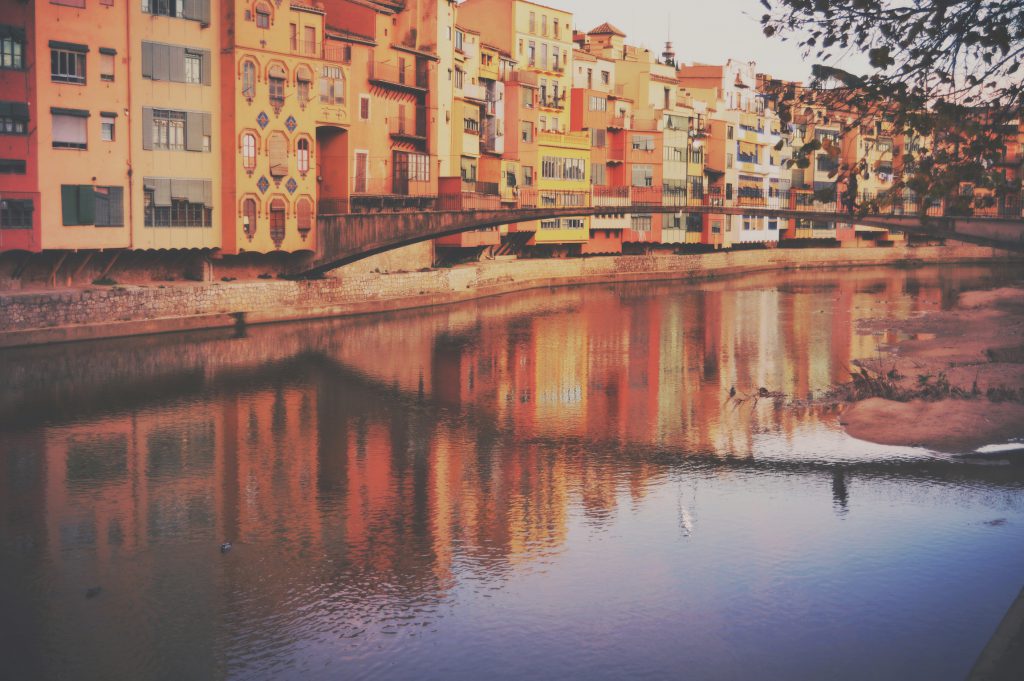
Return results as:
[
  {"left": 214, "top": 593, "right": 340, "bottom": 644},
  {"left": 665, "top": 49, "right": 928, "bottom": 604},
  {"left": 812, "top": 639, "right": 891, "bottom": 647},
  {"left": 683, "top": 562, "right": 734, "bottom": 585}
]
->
[{"left": 299, "top": 192, "right": 1024, "bottom": 277}]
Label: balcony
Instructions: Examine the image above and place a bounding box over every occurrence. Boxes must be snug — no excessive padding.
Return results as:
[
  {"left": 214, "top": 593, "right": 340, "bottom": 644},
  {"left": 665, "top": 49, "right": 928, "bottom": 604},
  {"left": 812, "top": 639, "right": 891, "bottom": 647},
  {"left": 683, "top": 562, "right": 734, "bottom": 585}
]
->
[
  {"left": 463, "top": 81, "right": 487, "bottom": 102},
  {"left": 290, "top": 38, "right": 321, "bottom": 58},
  {"left": 538, "top": 94, "right": 565, "bottom": 111},
  {"left": 369, "top": 61, "right": 428, "bottom": 93},
  {"left": 609, "top": 115, "right": 631, "bottom": 130},
  {"left": 389, "top": 108, "right": 428, "bottom": 143},
  {"left": 631, "top": 118, "right": 661, "bottom": 132}
]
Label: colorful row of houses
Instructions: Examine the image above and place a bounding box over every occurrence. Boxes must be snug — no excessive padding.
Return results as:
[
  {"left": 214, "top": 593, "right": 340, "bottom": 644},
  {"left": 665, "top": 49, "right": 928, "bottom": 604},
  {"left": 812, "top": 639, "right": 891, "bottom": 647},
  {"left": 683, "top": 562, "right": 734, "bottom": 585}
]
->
[{"left": 1, "top": 0, "right": 1018, "bottom": 265}]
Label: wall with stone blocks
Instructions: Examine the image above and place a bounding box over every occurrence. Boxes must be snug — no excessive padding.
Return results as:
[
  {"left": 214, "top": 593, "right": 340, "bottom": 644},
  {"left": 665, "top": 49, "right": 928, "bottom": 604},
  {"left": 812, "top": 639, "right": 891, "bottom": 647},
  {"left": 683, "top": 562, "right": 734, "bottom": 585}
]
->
[{"left": 0, "top": 245, "right": 1014, "bottom": 344}]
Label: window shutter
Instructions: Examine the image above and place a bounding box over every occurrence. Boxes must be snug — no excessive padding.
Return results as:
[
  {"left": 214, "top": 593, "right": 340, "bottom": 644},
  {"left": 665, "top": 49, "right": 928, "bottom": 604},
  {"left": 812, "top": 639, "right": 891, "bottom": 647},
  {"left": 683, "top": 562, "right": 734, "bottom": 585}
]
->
[
  {"left": 141, "top": 42, "right": 153, "bottom": 78},
  {"left": 77, "top": 185, "right": 95, "bottom": 225},
  {"left": 199, "top": 0, "right": 211, "bottom": 25},
  {"left": 61, "top": 185, "right": 79, "bottom": 226},
  {"left": 185, "top": 111, "right": 203, "bottom": 151},
  {"left": 94, "top": 188, "right": 111, "bottom": 226},
  {"left": 202, "top": 112, "right": 212, "bottom": 143},
  {"left": 170, "top": 178, "right": 189, "bottom": 201},
  {"left": 108, "top": 187, "right": 124, "bottom": 226},
  {"left": 169, "top": 46, "right": 186, "bottom": 83},
  {"left": 141, "top": 107, "right": 154, "bottom": 150},
  {"left": 268, "top": 134, "right": 287, "bottom": 177},
  {"left": 201, "top": 49, "right": 212, "bottom": 85},
  {"left": 152, "top": 43, "right": 170, "bottom": 81},
  {"left": 153, "top": 178, "right": 171, "bottom": 206},
  {"left": 182, "top": 0, "right": 198, "bottom": 20},
  {"left": 186, "top": 179, "right": 204, "bottom": 204}
]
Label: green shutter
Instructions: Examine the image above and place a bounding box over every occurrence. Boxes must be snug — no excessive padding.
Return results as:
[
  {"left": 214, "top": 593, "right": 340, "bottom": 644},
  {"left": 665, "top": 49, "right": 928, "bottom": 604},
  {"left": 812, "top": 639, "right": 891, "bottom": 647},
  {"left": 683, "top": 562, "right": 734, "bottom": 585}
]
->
[
  {"left": 61, "top": 185, "right": 79, "bottom": 226},
  {"left": 78, "top": 185, "right": 95, "bottom": 225}
]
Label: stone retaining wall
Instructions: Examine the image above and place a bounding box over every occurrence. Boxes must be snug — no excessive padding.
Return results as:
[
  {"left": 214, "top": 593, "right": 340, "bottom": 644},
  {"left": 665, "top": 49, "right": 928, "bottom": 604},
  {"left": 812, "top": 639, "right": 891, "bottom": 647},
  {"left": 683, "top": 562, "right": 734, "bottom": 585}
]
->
[{"left": 0, "top": 245, "right": 1016, "bottom": 348}]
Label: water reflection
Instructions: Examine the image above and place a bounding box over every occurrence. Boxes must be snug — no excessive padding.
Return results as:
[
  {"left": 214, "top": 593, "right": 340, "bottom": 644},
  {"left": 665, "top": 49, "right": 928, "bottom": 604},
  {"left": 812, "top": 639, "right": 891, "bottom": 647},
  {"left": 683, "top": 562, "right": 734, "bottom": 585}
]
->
[{"left": 1, "top": 265, "right": 1023, "bottom": 681}]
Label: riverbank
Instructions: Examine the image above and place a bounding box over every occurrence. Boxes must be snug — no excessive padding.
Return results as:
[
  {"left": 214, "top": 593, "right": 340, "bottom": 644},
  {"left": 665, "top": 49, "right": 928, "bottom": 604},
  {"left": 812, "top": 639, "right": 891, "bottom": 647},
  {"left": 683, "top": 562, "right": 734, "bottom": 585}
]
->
[
  {"left": 837, "top": 284, "right": 1024, "bottom": 453},
  {"left": 0, "top": 244, "right": 1017, "bottom": 349}
]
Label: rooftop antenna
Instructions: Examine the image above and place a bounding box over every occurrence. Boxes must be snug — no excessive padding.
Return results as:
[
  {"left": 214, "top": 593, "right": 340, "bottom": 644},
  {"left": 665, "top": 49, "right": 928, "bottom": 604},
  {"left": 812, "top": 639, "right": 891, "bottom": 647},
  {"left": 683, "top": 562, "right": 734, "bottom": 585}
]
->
[{"left": 662, "top": 11, "right": 676, "bottom": 67}]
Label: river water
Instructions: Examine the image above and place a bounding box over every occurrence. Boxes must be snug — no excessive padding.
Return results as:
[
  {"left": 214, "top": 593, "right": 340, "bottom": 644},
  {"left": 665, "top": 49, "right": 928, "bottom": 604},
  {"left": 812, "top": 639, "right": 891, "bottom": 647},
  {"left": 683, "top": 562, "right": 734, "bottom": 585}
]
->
[{"left": 2, "top": 264, "right": 1023, "bottom": 681}]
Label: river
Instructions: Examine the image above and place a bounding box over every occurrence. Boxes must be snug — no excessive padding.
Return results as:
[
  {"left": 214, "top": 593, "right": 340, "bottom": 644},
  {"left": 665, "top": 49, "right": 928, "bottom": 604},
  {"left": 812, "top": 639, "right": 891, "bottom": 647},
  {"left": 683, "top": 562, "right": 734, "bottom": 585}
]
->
[{"left": 2, "top": 264, "right": 1023, "bottom": 680}]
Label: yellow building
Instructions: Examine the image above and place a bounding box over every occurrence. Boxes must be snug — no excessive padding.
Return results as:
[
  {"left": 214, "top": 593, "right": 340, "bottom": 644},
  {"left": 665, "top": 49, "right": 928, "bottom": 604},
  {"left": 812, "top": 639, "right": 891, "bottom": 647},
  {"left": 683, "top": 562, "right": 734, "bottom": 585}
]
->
[
  {"left": 132, "top": 0, "right": 221, "bottom": 251},
  {"left": 534, "top": 129, "right": 591, "bottom": 245},
  {"left": 221, "top": 1, "right": 342, "bottom": 254}
]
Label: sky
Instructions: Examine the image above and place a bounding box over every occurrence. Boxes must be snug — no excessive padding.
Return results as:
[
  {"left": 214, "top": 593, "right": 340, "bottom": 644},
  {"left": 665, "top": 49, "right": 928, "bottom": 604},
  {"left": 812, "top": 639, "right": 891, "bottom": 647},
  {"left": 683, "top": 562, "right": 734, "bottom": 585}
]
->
[{"left": 552, "top": 0, "right": 857, "bottom": 83}]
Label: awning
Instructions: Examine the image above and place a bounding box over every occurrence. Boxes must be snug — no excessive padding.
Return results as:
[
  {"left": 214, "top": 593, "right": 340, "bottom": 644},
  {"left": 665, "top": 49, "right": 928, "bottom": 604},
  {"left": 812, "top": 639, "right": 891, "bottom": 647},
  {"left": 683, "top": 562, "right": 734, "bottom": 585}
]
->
[
  {"left": 268, "top": 63, "right": 287, "bottom": 79},
  {"left": 295, "top": 64, "right": 313, "bottom": 82}
]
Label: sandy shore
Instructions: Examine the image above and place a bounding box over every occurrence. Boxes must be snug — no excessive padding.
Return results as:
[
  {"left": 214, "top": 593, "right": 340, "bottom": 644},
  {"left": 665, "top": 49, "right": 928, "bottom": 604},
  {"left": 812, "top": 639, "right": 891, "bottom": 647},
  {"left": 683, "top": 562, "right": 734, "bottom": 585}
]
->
[{"left": 838, "top": 286, "right": 1024, "bottom": 453}]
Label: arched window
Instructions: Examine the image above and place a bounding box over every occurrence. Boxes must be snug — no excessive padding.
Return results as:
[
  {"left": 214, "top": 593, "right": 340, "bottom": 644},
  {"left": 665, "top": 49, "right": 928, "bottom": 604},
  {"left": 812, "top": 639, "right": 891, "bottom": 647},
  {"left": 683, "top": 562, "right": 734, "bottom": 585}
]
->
[
  {"left": 297, "top": 138, "right": 310, "bottom": 174},
  {"left": 242, "top": 60, "right": 256, "bottom": 99},
  {"left": 295, "top": 65, "right": 313, "bottom": 105},
  {"left": 254, "top": 2, "right": 272, "bottom": 28},
  {"left": 269, "top": 197, "right": 286, "bottom": 248},
  {"left": 268, "top": 132, "right": 288, "bottom": 177},
  {"left": 242, "top": 198, "right": 257, "bottom": 240},
  {"left": 268, "top": 63, "right": 286, "bottom": 108},
  {"left": 242, "top": 133, "right": 257, "bottom": 170},
  {"left": 296, "top": 197, "right": 312, "bottom": 239}
]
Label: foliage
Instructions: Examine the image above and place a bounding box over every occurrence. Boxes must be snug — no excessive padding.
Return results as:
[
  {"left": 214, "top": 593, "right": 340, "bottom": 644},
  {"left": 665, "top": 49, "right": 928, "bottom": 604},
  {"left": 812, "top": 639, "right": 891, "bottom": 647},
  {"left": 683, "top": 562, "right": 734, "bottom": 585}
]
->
[{"left": 760, "top": 0, "right": 1024, "bottom": 213}]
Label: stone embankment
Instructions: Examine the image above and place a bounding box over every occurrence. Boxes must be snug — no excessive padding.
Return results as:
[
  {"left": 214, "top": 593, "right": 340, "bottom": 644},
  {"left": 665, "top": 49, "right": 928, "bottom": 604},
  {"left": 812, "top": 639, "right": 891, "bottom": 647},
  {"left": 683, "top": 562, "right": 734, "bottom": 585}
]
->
[{"left": 0, "top": 245, "right": 1016, "bottom": 348}]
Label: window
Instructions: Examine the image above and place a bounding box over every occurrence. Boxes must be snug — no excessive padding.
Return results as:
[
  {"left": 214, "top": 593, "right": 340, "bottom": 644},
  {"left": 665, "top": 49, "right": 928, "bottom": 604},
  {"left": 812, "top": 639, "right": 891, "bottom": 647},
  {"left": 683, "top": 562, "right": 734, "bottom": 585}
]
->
[
  {"left": 61, "top": 185, "right": 123, "bottom": 226},
  {"left": 0, "top": 158, "right": 26, "bottom": 174},
  {"left": 151, "top": 110, "right": 186, "bottom": 150},
  {"left": 529, "top": 11, "right": 536, "bottom": 33},
  {"left": 726, "top": 153, "right": 733, "bottom": 169},
  {"left": 455, "top": 30, "right": 464, "bottom": 52},
  {"left": 631, "top": 215, "right": 652, "bottom": 232},
  {"left": 590, "top": 128, "right": 606, "bottom": 148},
  {"left": 139, "top": 44, "right": 212, "bottom": 85},
  {"left": 553, "top": 19, "right": 560, "bottom": 38},
  {"left": 541, "top": 156, "right": 585, "bottom": 181},
  {"left": 143, "top": 178, "right": 213, "bottom": 227},
  {"left": 540, "top": 43, "right": 548, "bottom": 70},
  {"left": 359, "top": 95, "right": 370, "bottom": 120},
  {"left": 242, "top": 61, "right": 256, "bottom": 98},
  {"left": 303, "top": 26, "right": 316, "bottom": 55},
  {"left": 632, "top": 164, "right": 654, "bottom": 187},
  {"left": 269, "top": 75, "right": 284, "bottom": 106},
  {"left": 460, "top": 157, "right": 477, "bottom": 182},
  {"left": 600, "top": 70, "right": 610, "bottom": 85},
  {"left": 242, "top": 197, "right": 257, "bottom": 240},
  {"left": 51, "top": 47, "right": 86, "bottom": 84},
  {"left": 464, "top": 115, "right": 480, "bottom": 134},
  {"left": 100, "top": 50, "right": 115, "bottom": 81},
  {"left": 523, "top": 166, "right": 534, "bottom": 186},
  {"left": 320, "top": 65, "right": 345, "bottom": 105},
  {"left": 143, "top": 0, "right": 210, "bottom": 22},
  {"left": 1, "top": 29, "right": 25, "bottom": 70},
  {"left": 0, "top": 102, "right": 29, "bottom": 134},
  {"left": 268, "top": 132, "right": 288, "bottom": 177},
  {"left": 541, "top": 15, "right": 547, "bottom": 36},
  {"left": 591, "top": 163, "right": 606, "bottom": 186},
  {"left": 563, "top": 218, "right": 584, "bottom": 230},
  {"left": 523, "top": 87, "right": 533, "bottom": 109},
  {"left": 521, "top": 121, "right": 533, "bottom": 142},
  {"left": 631, "top": 135, "right": 655, "bottom": 151},
  {"left": 52, "top": 110, "right": 88, "bottom": 149},
  {"left": 1, "top": 197, "right": 32, "bottom": 228},
  {"left": 269, "top": 197, "right": 286, "bottom": 246},
  {"left": 100, "top": 114, "right": 115, "bottom": 141},
  {"left": 727, "top": 125, "right": 734, "bottom": 140},
  {"left": 540, "top": 219, "right": 559, "bottom": 230},
  {"left": 185, "top": 52, "right": 202, "bottom": 84},
  {"left": 93, "top": 186, "right": 124, "bottom": 226},
  {"left": 589, "top": 96, "right": 607, "bottom": 112},
  {"left": 242, "top": 133, "right": 256, "bottom": 170},
  {"left": 528, "top": 41, "right": 535, "bottom": 67},
  {"left": 454, "top": 68, "right": 464, "bottom": 89},
  {"left": 256, "top": 7, "right": 271, "bottom": 29},
  {"left": 297, "top": 138, "right": 310, "bottom": 174},
  {"left": 297, "top": 78, "right": 311, "bottom": 104},
  {"left": 296, "top": 197, "right": 312, "bottom": 238}
]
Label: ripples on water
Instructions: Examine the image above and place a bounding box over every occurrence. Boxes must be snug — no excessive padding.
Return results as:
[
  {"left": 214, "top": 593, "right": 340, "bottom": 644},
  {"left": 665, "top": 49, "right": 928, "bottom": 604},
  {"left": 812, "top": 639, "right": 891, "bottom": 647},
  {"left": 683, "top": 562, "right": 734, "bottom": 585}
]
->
[{"left": 1, "top": 265, "right": 1023, "bottom": 681}]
